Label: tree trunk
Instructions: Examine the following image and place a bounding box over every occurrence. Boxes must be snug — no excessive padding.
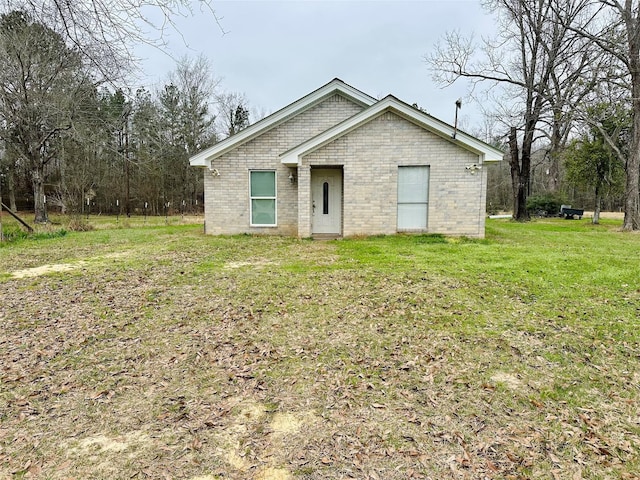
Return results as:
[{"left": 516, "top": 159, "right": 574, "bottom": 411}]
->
[
  {"left": 623, "top": 143, "right": 640, "bottom": 230},
  {"left": 125, "top": 154, "right": 131, "bottom": 218},
  {"left": 32, "top": 166, "right": 48, "bottom": 223},
  {"left": 7, "top": 165, "right": 17, "bottom": 212},
  {"left": 623, "top": 90, "right": 640, "bottom": 230},
  {"left": 593, "top": 183, "right": 601, "bottom": 225},
  {"left": 509, "top": 127, "right": 531, "bottom": 221},
  {"left": 624, "top": 5, "right": 640, "bottom": 231},
  {"left": 548, "top": 109, "right": 563, "bottom": 192}
]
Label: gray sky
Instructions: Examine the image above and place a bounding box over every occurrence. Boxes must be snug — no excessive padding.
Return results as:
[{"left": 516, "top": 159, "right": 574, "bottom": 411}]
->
[{"left": 136, "top": 0, "right": 497, "bottom": 133}]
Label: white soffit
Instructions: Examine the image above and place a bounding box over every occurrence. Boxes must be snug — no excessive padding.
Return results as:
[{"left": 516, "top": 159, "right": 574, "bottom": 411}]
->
[
  {"left": 189, "top": 78, "right": 376, "bottom": 167},
  {"left": 280, "top": 95, "right": 504, "bottom": 166}
]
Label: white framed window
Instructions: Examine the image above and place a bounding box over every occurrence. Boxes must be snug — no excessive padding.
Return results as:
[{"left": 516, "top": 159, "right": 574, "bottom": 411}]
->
[
  {"left": 397, "top": 166, "right": 429, "bottom": 230},
  {"left": 250, "top": 170, "right": 276, "bottom": 226}
]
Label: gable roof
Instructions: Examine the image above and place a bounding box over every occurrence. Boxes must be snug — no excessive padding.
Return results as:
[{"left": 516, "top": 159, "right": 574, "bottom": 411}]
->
[
  {"left": 189, "top": 78, "right": 376, "bottom": 167},
  {"left": 280, "top": 95, "right": 504, "bottom": 166}
]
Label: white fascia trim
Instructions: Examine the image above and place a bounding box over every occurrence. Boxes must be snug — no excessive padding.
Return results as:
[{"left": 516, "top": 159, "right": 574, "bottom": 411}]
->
[
  {"left": 280, "top": 96, "right": 505, "bottom": 166},
  {"left": 189, "top": 79, "right": 377, "bottom": 168}
]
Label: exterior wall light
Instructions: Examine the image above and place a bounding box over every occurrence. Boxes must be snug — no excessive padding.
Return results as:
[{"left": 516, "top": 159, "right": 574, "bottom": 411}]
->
[{"left": 465, "top": 164, "right": 482, "bottom": 174}]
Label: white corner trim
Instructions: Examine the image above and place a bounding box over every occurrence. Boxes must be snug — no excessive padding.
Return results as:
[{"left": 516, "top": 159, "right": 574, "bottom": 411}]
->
[
  {"left": 280, "top": 96, "right": 504, "bottom": 166},
  {"left": 189, "top": 78, "right": 376, "bottom": 168}
]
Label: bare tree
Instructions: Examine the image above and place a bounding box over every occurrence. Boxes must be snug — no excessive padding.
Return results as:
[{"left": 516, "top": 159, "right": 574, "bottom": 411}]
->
[
  {"left": 216, "top": 91, "right": 252, "bottom": 138},
  {"left": 169, "top": 55, "right": 219, "bottom": 155},
  {"left": 542, "top": 23, "right": 606, "bottom": 192},
  {"left": 428, "top": 0, "right": 596, "bottom": 221},
  {"left": 1, "top": 0, "right": 223, "bottom": 82},
  {"left": 155, "top": 56, "right": 217, "bottom": 211},
  {"left": 0, "top": 11, "right": 92, "bottom": 223}
]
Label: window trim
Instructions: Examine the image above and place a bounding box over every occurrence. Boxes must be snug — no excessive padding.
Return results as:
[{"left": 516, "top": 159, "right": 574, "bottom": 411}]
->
[{"left": 249, "top": 170, "right": 277, "bottom": 227}]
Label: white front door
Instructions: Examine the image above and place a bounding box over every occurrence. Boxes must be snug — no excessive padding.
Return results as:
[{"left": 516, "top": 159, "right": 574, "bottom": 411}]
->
[{"left": 311, "top": 169, "right": 342, "bottom": 235}]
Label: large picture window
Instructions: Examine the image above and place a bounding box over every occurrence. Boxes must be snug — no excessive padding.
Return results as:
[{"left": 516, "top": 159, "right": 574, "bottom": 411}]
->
[
  {"left": 250, "top": 170, "right": 276, "bottom": 226},
  {"left": 397, "top": 166, "right": 429, "bottom": 230}
]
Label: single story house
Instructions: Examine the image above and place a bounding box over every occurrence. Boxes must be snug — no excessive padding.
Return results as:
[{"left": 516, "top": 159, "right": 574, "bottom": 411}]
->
[{"left": 189, "top": 78, "right": 503, "bottom": 238}]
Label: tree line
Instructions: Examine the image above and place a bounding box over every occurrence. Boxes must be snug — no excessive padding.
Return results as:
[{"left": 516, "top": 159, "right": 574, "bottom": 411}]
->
[
  {"left": 0, "top": 9, "right": 250, "bottom": 223},
  {"left": 429, "top": 0, "right": 640, "bottom": 230}
]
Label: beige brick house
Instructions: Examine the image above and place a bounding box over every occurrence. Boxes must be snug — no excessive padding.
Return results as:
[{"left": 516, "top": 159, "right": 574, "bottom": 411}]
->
[{"left": 190, "top": 79, "right": 503, "bottom": 238}]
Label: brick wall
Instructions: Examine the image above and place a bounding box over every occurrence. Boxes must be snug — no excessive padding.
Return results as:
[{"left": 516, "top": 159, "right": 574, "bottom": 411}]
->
[
  {"left": 302, "top": 111, "right": 488, "bottom": 238},
  {"left": 202, "top": 94, "right": 364, "bottom": 235}
]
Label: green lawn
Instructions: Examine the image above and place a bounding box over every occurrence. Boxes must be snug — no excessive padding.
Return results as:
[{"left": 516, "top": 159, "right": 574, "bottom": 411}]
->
[{"left": 1, "top": 218, "right": 638, "bottom": 479}]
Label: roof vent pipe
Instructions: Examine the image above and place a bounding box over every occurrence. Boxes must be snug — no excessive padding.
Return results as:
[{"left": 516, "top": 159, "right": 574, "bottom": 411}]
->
[{"left": 452, "top": 98, "right": 462, "bottom": 139}]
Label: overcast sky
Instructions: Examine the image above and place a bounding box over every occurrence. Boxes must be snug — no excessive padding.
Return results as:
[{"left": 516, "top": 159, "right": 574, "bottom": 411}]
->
[{"left": 136, "top": 0, "right": 497, "bottom": 134}]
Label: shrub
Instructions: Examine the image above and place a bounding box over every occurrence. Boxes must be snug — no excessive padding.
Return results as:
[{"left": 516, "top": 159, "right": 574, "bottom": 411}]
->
[
  {"left": 526, "top": 194, "right": 565, "bottom": 216},
  {"left": 67, "top": 216, "right": 94, "bottom": 232}
]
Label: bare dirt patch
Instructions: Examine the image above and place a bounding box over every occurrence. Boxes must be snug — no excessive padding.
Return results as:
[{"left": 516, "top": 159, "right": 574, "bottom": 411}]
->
[
  {"left": 490, "top": 372, "right": 523, "bottom": 390},
  {"left": 10, "top": 252, "right": 129, "bottom": 278},
  {"left": 270, "top": 413, "right": 303, "bottom": 435},
  {"left": 224, "top": 259, "right": 277, "bottom": 270},
  {"left": 211, "top": 399, "right": 308, "bottom": 478},
  {"left": 71, "top": 431, "right": 150, "bottom": 454},
  {"left": 11, "top": 261, "right": 88, "bottom": 278}
]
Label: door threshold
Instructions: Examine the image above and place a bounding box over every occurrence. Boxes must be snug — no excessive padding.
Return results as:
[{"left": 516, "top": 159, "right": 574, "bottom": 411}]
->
[{"left": 312, "top": 233, "right": 342, "bottom": 240}]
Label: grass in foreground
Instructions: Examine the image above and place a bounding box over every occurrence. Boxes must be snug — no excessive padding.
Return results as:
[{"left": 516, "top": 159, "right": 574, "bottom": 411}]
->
[{"left": 1, "top": 218, "right": 639, "bottom": 479}]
